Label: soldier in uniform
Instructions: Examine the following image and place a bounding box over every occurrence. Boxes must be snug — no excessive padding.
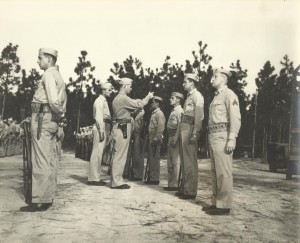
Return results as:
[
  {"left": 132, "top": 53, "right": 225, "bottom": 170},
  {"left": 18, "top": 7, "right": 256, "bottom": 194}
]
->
[
  {"left": 176, "top": 73, "right": 204, "bottom": 200},
  {"left": 204, "top": 68, "right": 241, "bottom": 215},
  {"left": 20, "top": 48, "right": 66, "bottom": 212},
  {"left": 110, "top": 77, "right": 153, "bottom": 189},
  {"left": 88, "top": 82, "right": 113, "bottom": 186},
  {"left": 144, "top": 96, "right": 165, "bottom": 185},
  {"left": 164, "top": 92, "right": 184, "bottom": 191},
  {"left": 130, "top": 109, "right": 145, "bottom": 181},
  {"left": 0, "top": 119, "right": 8, "bottom": 157},
  {"left": 6, "top": 118, "right": 14, "bottom": 156},
  {"left": 1, "top": 119, "right": 9, "bottom": 157}
]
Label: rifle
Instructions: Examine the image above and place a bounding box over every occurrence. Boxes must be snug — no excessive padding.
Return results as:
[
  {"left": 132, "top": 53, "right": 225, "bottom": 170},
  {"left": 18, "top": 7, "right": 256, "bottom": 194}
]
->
[
  {"left": 178, "top": 164, "right": 182, "bottom": 189},
  {"left": 20, "top": 108, "right": 32, "bottom": 205}
]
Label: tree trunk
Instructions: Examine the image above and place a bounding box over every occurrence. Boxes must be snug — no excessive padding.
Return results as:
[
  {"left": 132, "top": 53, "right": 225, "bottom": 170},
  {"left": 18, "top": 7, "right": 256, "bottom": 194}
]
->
[
  {"left": 76, "top": 98, "right": 81, "bottom": 133},
  {"left": 1, "top": 92, "right": 6, "bottom": 118},
  {"left": 262, "top": 126, "right": 267, "bottom": 163},
  {"left": 252, "top": 92, "right": 258, "bottom": 161}
]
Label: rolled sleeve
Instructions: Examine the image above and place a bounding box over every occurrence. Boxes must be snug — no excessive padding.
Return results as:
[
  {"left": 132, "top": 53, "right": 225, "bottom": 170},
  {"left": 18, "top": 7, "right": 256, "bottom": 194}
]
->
[
  {"left": 44, "top": 73, "right": 64, "bottom": 116},
  {"left": 226, "top": 94, "right": 241, "bottom": 139},
  {"left": 94, "top": 98, "right": 105, "bottom": 133},
  {"left": 192, "top": 93, "right": 204, "bottom": 135}
]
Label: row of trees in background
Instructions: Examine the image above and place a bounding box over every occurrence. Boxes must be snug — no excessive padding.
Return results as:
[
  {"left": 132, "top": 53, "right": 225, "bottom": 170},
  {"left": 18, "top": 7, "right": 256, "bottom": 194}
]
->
[{"left": 0, "top": 42, "right": 296, "bottom": 159}]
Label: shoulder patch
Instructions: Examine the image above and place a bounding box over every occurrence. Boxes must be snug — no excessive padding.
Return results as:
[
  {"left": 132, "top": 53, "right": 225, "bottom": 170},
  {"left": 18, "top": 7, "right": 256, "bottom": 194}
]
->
[{"left": 233, "top": 99, "right": 238, "bottom": 106}]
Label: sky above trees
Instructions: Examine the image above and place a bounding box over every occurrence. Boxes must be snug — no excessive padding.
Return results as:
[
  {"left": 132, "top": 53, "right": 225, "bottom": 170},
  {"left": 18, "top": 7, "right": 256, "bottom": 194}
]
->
[{"left": 0, "top": 0, "right": 299, "bottom": 95}]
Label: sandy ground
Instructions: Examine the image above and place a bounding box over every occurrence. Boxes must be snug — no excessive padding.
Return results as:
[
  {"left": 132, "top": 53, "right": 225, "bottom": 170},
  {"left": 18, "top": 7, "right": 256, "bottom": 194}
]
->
[{"left": 0, "top": 152, "right": 299, "bottom": 243}]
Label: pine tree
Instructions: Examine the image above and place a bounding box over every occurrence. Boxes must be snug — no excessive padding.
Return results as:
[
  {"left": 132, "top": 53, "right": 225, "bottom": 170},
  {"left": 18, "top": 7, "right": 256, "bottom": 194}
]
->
[{"left": 0, "top": 43, "right": 21, "bottom": 118}]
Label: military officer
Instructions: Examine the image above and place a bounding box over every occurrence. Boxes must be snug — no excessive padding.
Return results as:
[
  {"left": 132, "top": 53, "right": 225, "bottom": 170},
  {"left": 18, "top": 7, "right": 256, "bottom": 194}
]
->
[
  {"left": 204, "top": 68, "right": 241, "bottom": 215},
  {"left": 144, "top": 96, "right": 165, "bottom": 185},
  {"left": 177, "top": 73, "right": 204, "bottom": 200},
  {"left": 88, "top": 82, "right": 113, "bottom": 186},
  {"left": 20, "top": 48, "right": 67, "bottom": 212},
  {"left": 164, "top": 92, "right": 184, "bottom": 191},
  {"left": 110, "top": 77, "right": 153, "bottom": 189}
]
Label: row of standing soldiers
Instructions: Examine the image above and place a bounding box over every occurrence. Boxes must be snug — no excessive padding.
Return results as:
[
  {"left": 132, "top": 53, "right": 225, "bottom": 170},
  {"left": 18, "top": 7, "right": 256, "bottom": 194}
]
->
[
  {"left": 83, "top": 69, "right": 241, "bottom": 216},
  {"left": 74, "top": 126, "right": 93, "bottom": 161},
  {"left": 0, "top": 117, "right": 24, "bottom": 157}
]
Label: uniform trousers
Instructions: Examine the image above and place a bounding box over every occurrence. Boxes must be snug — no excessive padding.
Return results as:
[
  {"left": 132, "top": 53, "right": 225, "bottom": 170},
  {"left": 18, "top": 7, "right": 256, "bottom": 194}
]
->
[
  {"left": 88, "top": 123, "right": 111, "bottom": 181},
  {"left": 167, "top": 135, "right": 181, "bottom": 187},
  {"left": 179, "top": 123, "right": 198, "bottom": 196},
  {"left": 209, "top": 131, "right": 233, "bottom": 209},
  {"left": 146, "top": 134, "right": 161, "bottom": 182},
  {"left": 31, "top": 112, "right": 58, "bottom": 204},
  {"left": 132, "top": 133, "right": 145, "bottom": 179},
  {"left": 110, "top": 123, "right": 132, "bottom": 187}
]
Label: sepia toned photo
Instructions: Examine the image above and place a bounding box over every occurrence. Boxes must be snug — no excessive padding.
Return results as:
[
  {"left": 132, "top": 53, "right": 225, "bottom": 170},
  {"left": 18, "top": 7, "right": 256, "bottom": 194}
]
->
[{"left": 0, "top": 0, "right": 299, "bottom": 242}]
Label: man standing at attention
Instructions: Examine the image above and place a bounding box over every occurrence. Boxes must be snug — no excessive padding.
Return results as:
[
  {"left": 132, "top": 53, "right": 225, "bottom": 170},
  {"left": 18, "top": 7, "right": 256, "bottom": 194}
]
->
[
  {"left": 144, "top": 96, "right": 165, "bottom": 185},
  {"left": 110, "top": 78, "right": 153, "bottom": 189},
  {"left": 88, "top": 82, "right": 113, "bottom": 185},
  {"left": 164, "top": 92, "right": 184, "bottom": 191},
  {"left": 20, "top": 48, "right": 66, "bottom": 212},
  {"left": 204, "top": 68, "right": 241, "bottom": 215},
  {"left": 177, "top": 73, "right": 204, "bottom": 200}
]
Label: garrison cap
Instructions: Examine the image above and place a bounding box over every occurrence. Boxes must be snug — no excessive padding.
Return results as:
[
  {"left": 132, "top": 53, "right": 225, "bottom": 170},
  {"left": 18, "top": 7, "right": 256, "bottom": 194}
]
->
[
  {"left": 119, "top": 78, "right": 133, "bottom": 85},
  {"left": 39, "top": 48, "right": 58, "bottom": 58},
  {"left": 100, "top": 82, "right": 112, "bottom": 89},
  {"left": 184, "top": 73, "right": 199, "bottom": 82},
  {"left": 152, "top": 96, "right": 163, "bottom": 102},
  {"left": 213, "top": 68, "right": 232, "bottom": 78},
  {"left": 171, "top": 92, "right": 184, "bottom": 99}
]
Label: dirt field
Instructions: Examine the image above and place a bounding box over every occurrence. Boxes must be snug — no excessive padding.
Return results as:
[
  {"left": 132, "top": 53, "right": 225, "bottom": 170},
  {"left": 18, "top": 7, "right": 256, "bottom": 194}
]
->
[{"left": 0, "top": 152, "right": 299, "bottom": 243}]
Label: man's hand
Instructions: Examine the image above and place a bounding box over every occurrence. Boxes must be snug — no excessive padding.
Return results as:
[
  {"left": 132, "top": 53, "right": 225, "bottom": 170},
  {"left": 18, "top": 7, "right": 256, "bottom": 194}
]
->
[
  {"left": 189, "top": 134, "right": 197, "bottom": 144},
  {"left": 169, "top": 137, "right": 177, "bottom": 148},
  {"left": 148, "top": 92, "right": 154, "bottom": 99},
  {"left": 57, "top": 127, "right": 64, "bottom": 141},
  {"left": 99, "top": 132, "right": 105, "bottom": 142},
  {"left": 226, "top": 139, "right": 236, "bottom": 154}
]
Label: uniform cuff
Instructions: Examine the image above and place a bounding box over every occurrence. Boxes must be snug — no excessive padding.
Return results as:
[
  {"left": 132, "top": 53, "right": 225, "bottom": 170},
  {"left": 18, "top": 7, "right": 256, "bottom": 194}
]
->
[{"left": 228, "top": 132, "right": 237, "bottom": 140}]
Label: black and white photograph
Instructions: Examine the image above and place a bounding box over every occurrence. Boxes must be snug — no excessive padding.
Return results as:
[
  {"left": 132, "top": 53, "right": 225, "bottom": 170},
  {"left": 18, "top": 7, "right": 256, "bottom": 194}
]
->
[{"left": 0, "top": 0, "right": 299, "bottom": 242}]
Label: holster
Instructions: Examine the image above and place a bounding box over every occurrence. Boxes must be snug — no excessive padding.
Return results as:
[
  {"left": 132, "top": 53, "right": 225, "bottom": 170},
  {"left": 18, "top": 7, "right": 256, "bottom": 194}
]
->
[{"left": 118, "top": 122, "right": 128, "bottom": 139}]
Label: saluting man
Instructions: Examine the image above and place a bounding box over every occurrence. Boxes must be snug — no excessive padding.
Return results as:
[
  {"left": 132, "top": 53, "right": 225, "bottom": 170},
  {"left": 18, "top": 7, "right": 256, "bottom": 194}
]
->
[
  {"left": 20, "top": 48, "right": 66, "bottom": 212},
  {"left": 204, "top": 68, "right": 241, "bottom": 215},
  {"left": 164, "top": 92, "right": 184, "bottom": 191},
  {"left": 110, "top": 78, "right": 153, "bottom": 189},
  {"left": 144, "top": 96, "right": 165, "bottom": 185},
  {"left": 88, "top": 82, "right": 113, "bottom": 186},
  {"left": 177, "top": 73, "right": 204, "bottom": 200}
]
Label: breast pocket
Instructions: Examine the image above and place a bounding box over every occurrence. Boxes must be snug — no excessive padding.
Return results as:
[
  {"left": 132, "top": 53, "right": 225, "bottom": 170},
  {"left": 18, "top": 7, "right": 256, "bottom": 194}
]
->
[
  {"left": 185, "top": 99, "right": 194, "bottom": 113},
  {"left": 213, "top": 101, "right": 226, "bottom": 115}
]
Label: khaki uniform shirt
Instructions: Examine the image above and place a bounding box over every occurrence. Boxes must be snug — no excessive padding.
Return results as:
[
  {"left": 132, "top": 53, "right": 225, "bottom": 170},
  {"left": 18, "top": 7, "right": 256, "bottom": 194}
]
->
[
  {"left": 112, "top": 92, "right": 145, "bottom": 120},
  {"left": 93, "top": 95, "right": 111, "bottom": 133},
  {"left": 134, "top": 110, "right": 144, "bottom": 134},
  {"left": 148, "top": 108, "right": 166, "bottom": 140},
  {"left": 167, "top": 105, "right": 183, "bottom": 131},
  {"left": 183, "top": 88, "right": 204, "bottom": 135},
  {"left": 209, "top": 86, "right": 241, "bottom": 139},
  {"left": 32, "top": 66, "right": 67, "bottom": 120}
]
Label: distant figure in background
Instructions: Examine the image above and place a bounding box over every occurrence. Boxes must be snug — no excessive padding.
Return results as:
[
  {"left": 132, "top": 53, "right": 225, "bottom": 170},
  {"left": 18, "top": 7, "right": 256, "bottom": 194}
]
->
[
  {"left": 88, "top": 82, "right": 113, "bottom": 186},
  {"left": 144, "top": 96, "right": 165, "bottom": 185},
  {"left": 164, "top": 92, "right": 184, "bottom": 191},
  {"left": 204, "top": 68, "right": 241, "bottom": 215}
]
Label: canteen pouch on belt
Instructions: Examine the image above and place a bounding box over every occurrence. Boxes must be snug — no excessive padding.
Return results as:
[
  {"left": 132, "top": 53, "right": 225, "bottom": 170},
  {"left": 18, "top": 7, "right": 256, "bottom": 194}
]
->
[{"left": 118, "top": 122, "right": 128, "bottom": 139}]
